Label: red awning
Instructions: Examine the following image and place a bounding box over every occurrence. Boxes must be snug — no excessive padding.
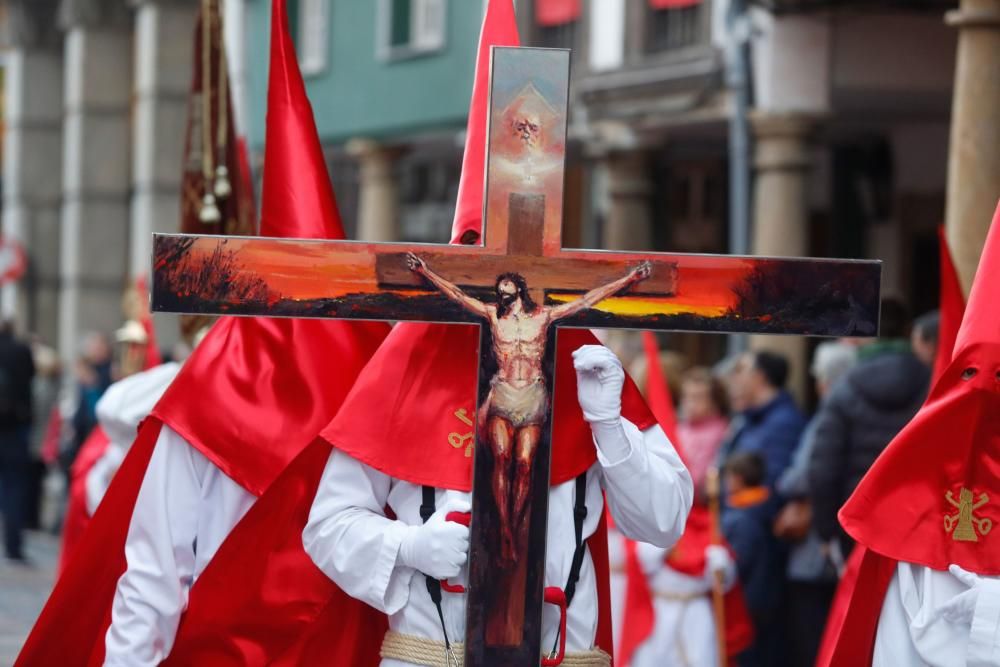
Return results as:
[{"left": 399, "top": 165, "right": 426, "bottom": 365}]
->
[
  {"left": 649, "top": 0, "right": 703, "bottom": 9},
  {"left": 535, "top": 0, "right": 581, "bottom": 27}
]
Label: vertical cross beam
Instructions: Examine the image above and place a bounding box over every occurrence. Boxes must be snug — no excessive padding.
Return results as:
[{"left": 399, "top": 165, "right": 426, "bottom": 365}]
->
[{"left": 464, "top": 47, "right": 571, "bottom": 666}]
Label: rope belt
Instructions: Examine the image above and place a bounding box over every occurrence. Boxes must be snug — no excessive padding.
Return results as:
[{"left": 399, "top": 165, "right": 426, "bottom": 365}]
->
[
  {"left": 654, "top": 590, "right": 704, "bottom": 602},
  {"left": 380, "top": 631, "right": 612, "bottom": 667}
]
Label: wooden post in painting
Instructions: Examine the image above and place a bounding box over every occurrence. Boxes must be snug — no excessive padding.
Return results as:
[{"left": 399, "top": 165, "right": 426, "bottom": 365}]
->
[{"left": 151, "top": 47, "right": 882, "bottom": 667}]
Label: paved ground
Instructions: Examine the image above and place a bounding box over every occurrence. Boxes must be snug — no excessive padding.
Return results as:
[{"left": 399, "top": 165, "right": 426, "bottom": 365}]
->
[{"left": 0, "top": 531, "right": 59, "bottom": 665}]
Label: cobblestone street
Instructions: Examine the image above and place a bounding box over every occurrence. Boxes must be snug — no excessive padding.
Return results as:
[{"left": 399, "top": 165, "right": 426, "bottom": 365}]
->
[{"left": 0, "top": 531, "right": 58, "bottom": 665}]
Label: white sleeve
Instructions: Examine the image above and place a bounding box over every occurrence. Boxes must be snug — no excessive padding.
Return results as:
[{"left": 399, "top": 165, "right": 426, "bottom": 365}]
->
[
  {"left": 597, "top": 419, "right": 693, "bottom": 549},
  {"left": 104, "top": 426, "right": 207, "bottom": 667},
  {"left": 968, "top": 577, "right": 1000, "bottom": 667},
  {"left": 85, "top": 443, "right": 125, "bottom": 516},
  {"left": 302, "top": 448, "right": 415, "bottom": 615}
]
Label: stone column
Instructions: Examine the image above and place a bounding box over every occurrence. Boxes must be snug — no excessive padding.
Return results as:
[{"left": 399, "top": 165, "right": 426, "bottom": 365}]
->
[
  {"left": 1, "top": 2, "right": 64, "bottom": 344},
  {"left": 347, "top": 139, "right": 401, "bottom": 242},
  {"left": 749, "top": 112, "right": 816, "bottom": 403},
  {"left": 130, "top": 0, "right": 196, "bottom": 279},
  {"left": 58, "top": 0, "right": 133, "bottom": 361},
  {"left": 944, "top": 0, "right": 1000, "bottom": 295},
  {"left": 604, "top": 150, "right": 653, "bottom": 251}
]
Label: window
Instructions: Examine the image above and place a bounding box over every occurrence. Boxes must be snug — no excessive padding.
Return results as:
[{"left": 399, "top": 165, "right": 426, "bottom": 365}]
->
[
  {"left": 646, "top": 0, "right": 705, "bottom": 53},
  {"left": 535, "top": 0, "right": 580, "bottom": 50},
  {"left": 297, "top": 0, "right": 330, "bottom": 75},
  {"left": 377, "top": 0, "right": 447, "bottom": 61}
]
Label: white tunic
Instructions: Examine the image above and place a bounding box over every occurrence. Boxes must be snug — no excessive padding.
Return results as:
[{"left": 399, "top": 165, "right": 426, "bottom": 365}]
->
[
  {"left": 628, "top": 543, "right": 721, "bottom": 667},
  {"left": 874, "top": 562, "right": 1000, "bottom": 667},
  {"left": 86, "top": 363, "right": 182, "bottom": 515},
  {"left": 607, "top": 527, "right": 628, "bottom": 642},
  {"left": 303, "top": 419, "right": 692, "bottom": 667},
  {"left": 104, "top": 426, "right": 257, "bottom": 667}
]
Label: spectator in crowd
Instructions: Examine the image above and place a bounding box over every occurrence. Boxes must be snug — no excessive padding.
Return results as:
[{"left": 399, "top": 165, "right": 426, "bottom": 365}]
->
[
  {"left": 721, "top": 350, "right": 806, "bottom": 491},
  {"left": 65, "top": 332, "right": 112, "bottom": 471},
  {"left": 26, "top": 342, "right": 60, "bottom": 530},
  {"left": 677, "top": 366, "right": 730, "bottom": 490},
  {"left": 808, "top": 299, "right": 929, "bottom": 556},
  {"left": 910, "top": 309, "right": 939, "bottom": 368},
  {"left": 722, "top": 451, "right": 784, "bottom": 667},
  {"left": 0, "top": 320, "right": 37, "bottom": 562},
  {"left": 773, "top": 341, "right": 858, "bottom": 667}
]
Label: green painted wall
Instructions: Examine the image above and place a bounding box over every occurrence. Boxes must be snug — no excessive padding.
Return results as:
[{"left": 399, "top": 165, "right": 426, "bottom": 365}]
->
[{"left": 246, "top": 0, "right": 482, "bottom": 148}]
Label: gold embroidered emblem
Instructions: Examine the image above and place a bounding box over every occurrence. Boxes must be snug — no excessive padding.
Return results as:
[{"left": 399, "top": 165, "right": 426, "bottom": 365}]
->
[
  {"left": 448, "top": 408, "right": 475, "bottom": 458},
  {"left": 944, "top": 488, "right": 992, "bottom": 542}
]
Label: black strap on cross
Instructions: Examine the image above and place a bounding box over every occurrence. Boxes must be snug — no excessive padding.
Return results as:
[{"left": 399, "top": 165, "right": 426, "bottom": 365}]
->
[
  {"left": 423, "top": 477, "right": 589, "bottom": 660},
  {"left": 421, "top": 485, "right": 454, "bottom": 656},
  {"left": 549, "top": 472, "right": 589, "bottom": 658}
]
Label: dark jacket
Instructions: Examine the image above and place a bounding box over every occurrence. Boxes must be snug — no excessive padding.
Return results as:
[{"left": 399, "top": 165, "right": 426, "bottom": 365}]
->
[
  {"left": 0, "top": 331, "right": 35, "bottom": 430},
  {"left": 724, "top": 391, "right": 806, "bottom": 491},
  {"left": 807, "top": 343, "right": 929, "bottom": 544},
  {"left": 723, "top": 494, "right": 786, "bottom": 618}
]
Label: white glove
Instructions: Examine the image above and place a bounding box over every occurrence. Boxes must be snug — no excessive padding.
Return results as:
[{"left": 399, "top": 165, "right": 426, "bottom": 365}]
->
[
  {"left": 398, "top": 498, "right": 471, "bottom": 580},
  {"left": 935, "top": 564, "right": 1000, "bottom": 625},
  {"left": 572, "top": 345, "right": 625, "bottom": 425},
  {"left": 704, "top": 545, "right": 737, "bottom": 591}
]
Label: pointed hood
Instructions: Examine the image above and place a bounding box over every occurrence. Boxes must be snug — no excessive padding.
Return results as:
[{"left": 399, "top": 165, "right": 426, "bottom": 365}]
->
[
  {"left": 151, "top": 0, "right": 388, "bottom": 496},
  {"left": 450, "top": 0, "right": 520, "bottom": 244},
  {"left": 932, "top": 226, "right": 966, "bottom": 385},
  {"left": 840, "top": 200, "right": 1000, "bottom": 574},
  {"left": 259, "top": 0, "right": 344, "bottom": 240}
]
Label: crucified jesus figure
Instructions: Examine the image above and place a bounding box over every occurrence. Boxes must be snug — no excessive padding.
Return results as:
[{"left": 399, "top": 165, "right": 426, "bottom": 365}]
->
[{"left": 407, "top": 252, "right": 652, "bottom": 566}]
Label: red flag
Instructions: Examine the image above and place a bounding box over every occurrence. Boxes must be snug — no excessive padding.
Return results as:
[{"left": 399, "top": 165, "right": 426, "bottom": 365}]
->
[
  {"left": 641, "top": 331, "right": 679, "bottom": 445},
  {"left": 933, "top": 226, "right": 967, "bottom": 385},
  {"left": 16, "top": 1, "right": 388, "bottom": 663},
  {"left": 827, "top": 200, "right": 1000, "bottom": 661},
  {"left": 535, "top": 0, "right": 581, "bottom": 27}
]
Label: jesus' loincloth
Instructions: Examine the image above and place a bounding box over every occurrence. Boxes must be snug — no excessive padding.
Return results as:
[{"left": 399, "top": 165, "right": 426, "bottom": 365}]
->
[{"left": 486, "top": 377, "right": 548, "bottom": 428}]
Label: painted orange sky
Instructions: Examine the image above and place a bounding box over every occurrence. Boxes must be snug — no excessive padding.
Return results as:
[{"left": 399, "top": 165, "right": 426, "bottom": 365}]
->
[{"left": 188, "top": 237, "right": 754, "bottom": 316}]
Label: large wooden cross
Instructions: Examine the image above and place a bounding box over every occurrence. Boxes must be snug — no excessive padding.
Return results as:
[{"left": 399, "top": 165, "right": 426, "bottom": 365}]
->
[{"left": 152, "top": 47, "right": 880, "bottom": 666}]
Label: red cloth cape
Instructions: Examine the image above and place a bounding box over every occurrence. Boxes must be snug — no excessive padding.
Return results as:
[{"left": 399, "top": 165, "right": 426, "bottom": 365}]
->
[
  {"left": 57, "top": 426, "right": 110, "bottom": 574},
  {"left": 816, "top": 546, "right": 898, "bottom": 667}
]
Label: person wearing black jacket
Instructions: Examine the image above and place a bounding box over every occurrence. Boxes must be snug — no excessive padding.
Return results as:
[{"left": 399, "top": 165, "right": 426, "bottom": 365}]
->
[
  {"left": 807, "top": 302, "right": 930, "bottom": 556},
  {"left": 0, "top": 321, "right": 36, "bottom": 561}
]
